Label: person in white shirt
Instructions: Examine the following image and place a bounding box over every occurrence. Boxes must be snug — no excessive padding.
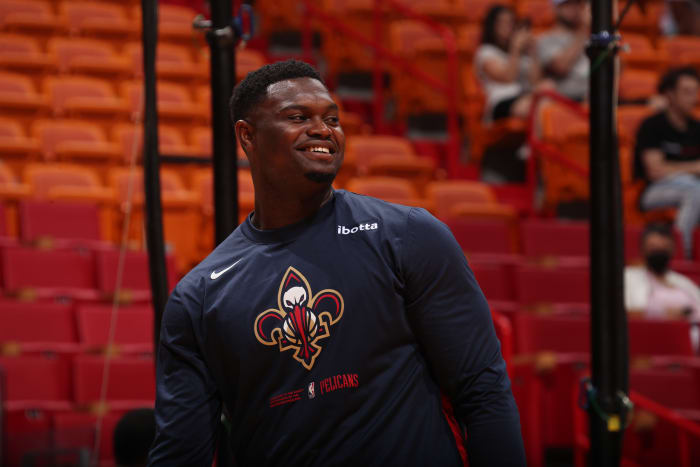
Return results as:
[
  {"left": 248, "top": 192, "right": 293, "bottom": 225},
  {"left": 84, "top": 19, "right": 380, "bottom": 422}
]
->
[
  {"left": 474, "top": 4, "right": 544, "bottom": 123},
  {"left": 625, "top": 223, "right": 700, "bottom": 321}
]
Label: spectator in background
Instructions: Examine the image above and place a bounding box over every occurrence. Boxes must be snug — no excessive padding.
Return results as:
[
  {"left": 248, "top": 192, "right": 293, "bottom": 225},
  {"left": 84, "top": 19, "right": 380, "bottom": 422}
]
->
[
  {"left": 113, "top": 408, "right": 155, "bottom": 467},
  {"left": 475, "top": 5, "right": 544, "bottom": 123},
  {"left": 625, "top": 223, "right": 700, "bottom": 321},
  {"left": 537, "top": 0, "right": 590, "bottom": 101},
  {"left": 634, "top": 67, "right": 700, "bottom": 258}
]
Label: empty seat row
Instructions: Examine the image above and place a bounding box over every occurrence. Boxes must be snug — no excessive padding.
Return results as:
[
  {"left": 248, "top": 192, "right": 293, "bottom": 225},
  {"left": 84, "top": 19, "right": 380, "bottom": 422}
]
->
[{"left": 0, "top": 300, "right": 153, "bottom": 355}]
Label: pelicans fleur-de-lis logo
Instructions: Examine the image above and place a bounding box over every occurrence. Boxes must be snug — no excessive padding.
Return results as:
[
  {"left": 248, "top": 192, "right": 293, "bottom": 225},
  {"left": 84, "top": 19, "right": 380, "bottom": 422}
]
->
[{"left": 254, "top": 267, "right": 344, "bottom": 370}]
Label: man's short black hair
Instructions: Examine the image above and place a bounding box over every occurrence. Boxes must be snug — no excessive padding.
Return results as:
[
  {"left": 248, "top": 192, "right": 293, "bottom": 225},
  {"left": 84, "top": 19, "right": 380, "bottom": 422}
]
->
[
  {"left": 640, "top": 222, "right": 674, "bottom": 246},
  {"left": 229, "top": 59, "right": 324, "bottom": 123},
  {"left": 657, "top": 66, "right": 700, "bottom": 94},
  {"left": 113, "top": 408, "right": 155, "bottom": 467}
]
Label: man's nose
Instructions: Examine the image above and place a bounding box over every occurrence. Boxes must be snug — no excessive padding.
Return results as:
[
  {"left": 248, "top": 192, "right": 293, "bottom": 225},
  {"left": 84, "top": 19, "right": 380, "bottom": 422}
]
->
[{"left": 306, "top": 116, "right": 331, "bottom": 138}]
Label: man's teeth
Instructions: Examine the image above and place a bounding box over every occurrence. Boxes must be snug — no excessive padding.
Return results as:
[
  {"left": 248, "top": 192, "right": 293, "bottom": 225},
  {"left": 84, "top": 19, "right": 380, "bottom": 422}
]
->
[{"left": 308, "top": 147, "right": 330, "bottom": 154}]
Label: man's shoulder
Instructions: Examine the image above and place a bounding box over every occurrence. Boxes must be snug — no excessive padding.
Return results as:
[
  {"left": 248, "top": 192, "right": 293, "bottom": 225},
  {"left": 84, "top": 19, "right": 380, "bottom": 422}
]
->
[{"left": 335, "top": 189, "right": 416, "bottom": 223}]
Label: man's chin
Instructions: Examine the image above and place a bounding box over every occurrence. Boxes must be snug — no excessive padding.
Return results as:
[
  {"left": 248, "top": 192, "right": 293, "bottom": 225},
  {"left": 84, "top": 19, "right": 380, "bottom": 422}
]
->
[{"left": 304, "top": 171, "right": 337, "bottom": 184}]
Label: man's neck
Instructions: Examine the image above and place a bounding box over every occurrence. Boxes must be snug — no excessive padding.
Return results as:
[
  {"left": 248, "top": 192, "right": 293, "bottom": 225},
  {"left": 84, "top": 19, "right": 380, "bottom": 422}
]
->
[
  {"left": 251, "top": 185, "right": 334, "bottom": 230},
  {"left": 665, "top": 106, "right": 688, "bottom": 132}
]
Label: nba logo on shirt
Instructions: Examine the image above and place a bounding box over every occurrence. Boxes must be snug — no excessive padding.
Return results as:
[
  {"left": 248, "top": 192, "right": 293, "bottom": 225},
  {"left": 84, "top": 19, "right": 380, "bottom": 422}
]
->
[{"left": 308, "top": 382, "right": 315, "bottom": 399}]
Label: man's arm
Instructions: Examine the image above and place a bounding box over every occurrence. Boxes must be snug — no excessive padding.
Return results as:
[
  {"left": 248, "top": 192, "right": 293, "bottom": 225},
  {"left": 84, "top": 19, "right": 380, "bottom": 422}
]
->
[
  {"left": 544, "top": 33, "right": 587, "bottom": 77},
  {"left": 149, "top": 281, "right": 222, "bottom": 466},
  {"left": 642, "top": 149, "right": 700, "bottom": 181},
  {"left": 400, "top": 208, "right": 526, "bottom": 467}
]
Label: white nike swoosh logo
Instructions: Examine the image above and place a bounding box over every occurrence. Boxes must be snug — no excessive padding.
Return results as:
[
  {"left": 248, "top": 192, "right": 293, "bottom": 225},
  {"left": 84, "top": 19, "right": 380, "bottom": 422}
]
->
[{"left": 210, "top": 259, "right": 242, "bottom": 280}]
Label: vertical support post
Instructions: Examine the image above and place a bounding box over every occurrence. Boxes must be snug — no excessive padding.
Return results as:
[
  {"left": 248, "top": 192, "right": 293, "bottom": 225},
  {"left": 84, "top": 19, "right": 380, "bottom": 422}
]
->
[
  {"left": 141, "top": 0, "right": 169, "bottom": 355},
  {"left": 587, "top": 0, "right": 628, "bottom": 464},
  {"left": 208, "top": 0, "right": 238, "bottom": 246},
  {"left": 372, "top": 0, "right": 384, "bottom": 132}
]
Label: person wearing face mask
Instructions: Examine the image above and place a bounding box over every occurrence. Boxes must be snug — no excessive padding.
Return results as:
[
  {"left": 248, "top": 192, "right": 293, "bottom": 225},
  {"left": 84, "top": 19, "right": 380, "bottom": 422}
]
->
[
  {"left": 624, "top": 223, "right": 700, "bottom": 321},
  {"left": 536, "top": 0, "right": 591, "bottom": 101}
]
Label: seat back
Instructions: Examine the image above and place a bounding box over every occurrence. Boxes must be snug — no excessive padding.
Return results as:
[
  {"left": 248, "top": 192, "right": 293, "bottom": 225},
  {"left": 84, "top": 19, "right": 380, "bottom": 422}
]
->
[
  {"left": 447, "top": 218, "right": 516, "bottom": 255},
  {"left": 515, "top": 264, "right": 590, "bottom": 305},
  {"left": 47, "top": 37, "right": 117, "bottom": 71},
  {"left": 0, "top": 71, "right": 36, "bottom": 95},
  {"left": 521, "top": 219, "right": 589, "bottom": 258},
  {"left": 0, "top": 0, "right": 53, "bottom": 22},
  {"left": 76, "top": 304, "right": 152, "bottom": 349},
  {"left": 0, "top": 304, "right": 76, "bottom": 345},
  {"left": 1, "top": 245, "right": 97, "bottom": 291},
  {"left": 44, "top": 76, "right": 116, "bottom": 113},
  {"left": 0, "top": 33, "right": 41, "bottom": 54},
  {"left": 619, "top": 70, "right": 658, "bottom": 103},
  {"left": 346, "top": 176, "right": 418, "bottom": 200},
  {"left": 426, "top": 180, "right": 497, "bottom": 219},
  {"left": 31, "top": 119, "right": 106, "bottom": 160},
  {"left": 514, "top": 313, "right": 590, "bottom": 354},
  {"left": 0, "top": 355, "right": 72, "bottom": 403},
  {"left": 95, "top": 248, "right": 176, "bottom": 294},
  {"left": 628, "top": 319, "right": 694, "bottom": 357},
  {"left": 24, "top": 163, "right": 101, "bottom": 199},
  {"left": 73, "top": 355, "right": 155, "bottom": 403},
  {"left": 19, "top": 199, "right": 101, "bottom": 242}
]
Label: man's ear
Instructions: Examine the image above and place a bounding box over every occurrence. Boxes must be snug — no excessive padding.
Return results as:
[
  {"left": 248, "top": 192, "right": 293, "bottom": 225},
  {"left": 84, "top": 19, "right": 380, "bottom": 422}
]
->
[{"left": 235, "top": 120, "right": 254, "bottom": 155}]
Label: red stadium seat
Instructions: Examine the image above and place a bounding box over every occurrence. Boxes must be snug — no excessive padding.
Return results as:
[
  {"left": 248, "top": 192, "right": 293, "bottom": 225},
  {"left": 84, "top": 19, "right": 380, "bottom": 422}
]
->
[
  {"left": 515, "top": 264, "right": 590, "bottom": 306},
  {"left": 19, "top": 200, "right": 103, "bottom": 246},
  {"left": 0, "top": 301, "right": 78, "bottom": 354},
  {"left": 470, "top": 261, "right": 515, "bottom": 302},
  {"left": 0, "top": 245, "right": 99, "bottom": 300},
  {"left": 53, "top": 410, "right": 123, "bottom": 462},
  {"left": 73, "top": 355, "right": 155, "bottom": 409},
  {"left": 95, "top": 249, "right": 177, "bottom": 302},
  {"left": 520, "top": 219, "right": 589, "bottom": 259},
  {"left": 76, "top": 304, "right": 153, "bottom": 354},
  {"left": 628, "top": 318, "right": 694, "bottom": 357},
  {"left": 0, "top": 355, "right": 72, "bottom": 410},
  {"left": 446, "top": 218, "right": 517, "bottom": 256},
  {"left": 514, "top": 313, "right": 590, "bottom": 355}
]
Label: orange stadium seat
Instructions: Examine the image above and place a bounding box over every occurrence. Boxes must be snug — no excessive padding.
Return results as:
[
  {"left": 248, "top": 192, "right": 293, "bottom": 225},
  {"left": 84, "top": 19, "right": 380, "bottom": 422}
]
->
[
  {"left": 108, "top": 167, "right": 200, "bottom": 270},
  {"left": 154, "top": 4, "right": 200, "bottom": 44},
  {"left": 237, "top": 49, "right": 267, "bottom": 81},
  {"left": 23, "top": 163, "right": 115, "bottom": 241},
  {"left": 124, "top": 42, "right": 207, "bottom": 83},
  {"left": 0, "top": 33, "right": 56, "bottom": 75},
  {"left": 121, "top": 80, "right": 208, "bottom": 126},
  {"left": 345, "top": 176, "right": 429, "bottom": 209},
  {"left": 0, "top": 245, "right": 99, "bottom": 300},
  {"left": 72, "top": 355, "right": 155, "bottom": 409},
  {"left": 0, "top": 162, "right": 31, "bottom": 238},
  {"left": 659, "top": 35, "right": 700, "bottom": 69},
  {"left": 0, "top": 71, "right": 50, "bottom": 127},
  {"left": 619, "top": 2, "right": 664, "bottom": 38},
  {"left": 619, "top": 70, "right": 659, "bottom": 103},
  {"left": 189, "top": 126, "right": 213, "bottom": 157},
  {"left": 515, "top": 0, "right": 555, "bottom": 30},
  {"left": 76, "top": 304, "right": 153, "bottom": 354},
  {"left": 618, "top": 105, "right": 654, "bottom": 146},
  {"left": 0, "top": 117, "right": 41, "bottom": 174},
  {"left": 31, "top": 119, "right": 122, "bottom": 171},
  {"left": 60, "top": 1, "right": 137, "bottom": 40},
  {"left": 47, "top": 37, "right": 131, "bottom": 78},
  {"left": 345, "top": 135, "right": 415, "bottom": 172},
  {"left": 0, "top": 302, "right": 78, "bottom": 354},
  {"left": 621, "top": 33, "right": 668, "bottom": 73},
  {"left": 0, "top": 0, "right": 66, "bottom": 40},
  {"left": 425, "top": 180, "right": 497, "bottom": 219},
  {"left": 453, "top": 0, "right": 511, "bottom": 25},
  {"left": 95, "top": 248, "right": 177, "bottom": 302},
  {"left": 365, "top": 154, "right": 435, "bottom": 194},
  {"left": 192, "top": 168, "right": 254, "bottom": 254},
  {"left": 112, "top": 123, "right": 195, "bottom": 163},
  {"left": 19, "top": 200, "right": 103, "bottom": 246},
  {"left": 43, "top": 76, "right": 130, "bottom": 121}
]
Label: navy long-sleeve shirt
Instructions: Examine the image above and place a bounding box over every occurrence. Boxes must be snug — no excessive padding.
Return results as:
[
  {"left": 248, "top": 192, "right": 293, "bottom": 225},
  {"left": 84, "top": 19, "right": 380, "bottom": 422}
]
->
[{"left": 149, "top": 190, "right": 525, "bottom": 466}]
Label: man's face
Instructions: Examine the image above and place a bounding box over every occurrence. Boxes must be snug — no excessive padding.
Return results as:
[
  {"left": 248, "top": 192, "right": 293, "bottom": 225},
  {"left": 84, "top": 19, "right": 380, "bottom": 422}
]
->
[
  {"left": 667, "top": 75, "right": 700, "bottom": 117},
  {"left": 239, "top": 77, "right": 344, "bottom": 192},
  {"left": 556, "top": 0, "right": 585, "bottom": 29}
]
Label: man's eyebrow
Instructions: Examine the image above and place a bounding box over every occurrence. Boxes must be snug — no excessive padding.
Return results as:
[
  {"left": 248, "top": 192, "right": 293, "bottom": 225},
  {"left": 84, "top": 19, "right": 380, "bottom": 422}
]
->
[{"left": 278, "top": 103, "right": 339, "bottom": 113}]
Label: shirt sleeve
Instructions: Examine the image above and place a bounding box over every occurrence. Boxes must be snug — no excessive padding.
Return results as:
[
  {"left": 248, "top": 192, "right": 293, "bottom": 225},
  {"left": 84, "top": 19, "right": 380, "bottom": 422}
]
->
[
  {"left": 635, "top": 117, "right": 662, "bottom": 153},
  {"left": 148, "top": 279, "right": 222, "bottom": 466},
  {"left": 400, "top": 208, "right": 526, "bottom": 467}
]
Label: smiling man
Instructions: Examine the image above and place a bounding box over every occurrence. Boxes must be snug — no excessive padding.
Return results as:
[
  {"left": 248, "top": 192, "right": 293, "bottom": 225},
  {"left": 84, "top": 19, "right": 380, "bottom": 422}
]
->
[{"left": 149, "top": 60, "right": 525, "bottom": 466}]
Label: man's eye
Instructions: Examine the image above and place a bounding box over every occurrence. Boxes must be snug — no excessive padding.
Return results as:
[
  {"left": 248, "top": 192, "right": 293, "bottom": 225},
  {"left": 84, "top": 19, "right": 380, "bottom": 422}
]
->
[
  {"left": 325, "top": 116, "right": 340, "bottom": 125},
  {"left": 288, "top": 115, "right": 306, "bottom": 122}
]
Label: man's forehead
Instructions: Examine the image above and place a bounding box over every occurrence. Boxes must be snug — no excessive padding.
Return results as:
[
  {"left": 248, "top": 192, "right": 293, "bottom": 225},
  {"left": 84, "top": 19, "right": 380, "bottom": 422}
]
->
[{"left": 264, "top": 78, "right": 333, "bottom": 106}]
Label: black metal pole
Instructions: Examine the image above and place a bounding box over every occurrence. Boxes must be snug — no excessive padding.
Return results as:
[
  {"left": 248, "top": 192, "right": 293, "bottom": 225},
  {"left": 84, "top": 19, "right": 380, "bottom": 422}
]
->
[
  {"left": 587, "top": 0, "right": 629, "bottom": 464},
  {"left": 208, "top": 0, "right": 238, "bottom": 245},
  {"left": 141, "top": 0, "right": 169, "bottom": 357}
]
